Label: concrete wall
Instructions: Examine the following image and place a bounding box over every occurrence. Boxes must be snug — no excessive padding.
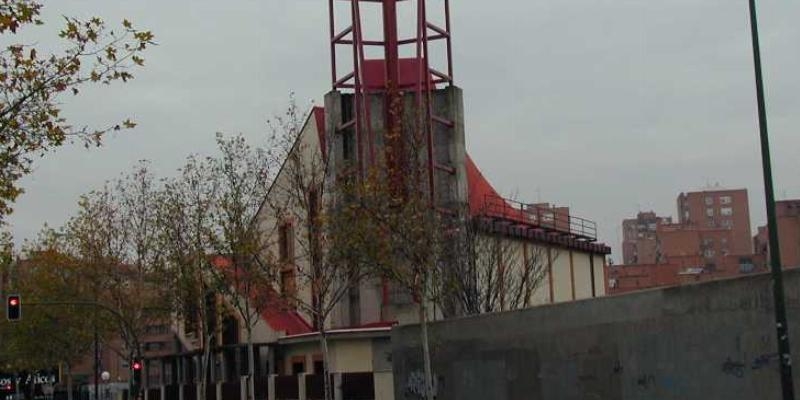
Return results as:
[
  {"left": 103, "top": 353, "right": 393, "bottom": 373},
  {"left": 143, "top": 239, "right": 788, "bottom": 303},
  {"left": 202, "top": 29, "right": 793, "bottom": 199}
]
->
[{"left": 392, "top": 268, "right": 800, "bottom": 400}]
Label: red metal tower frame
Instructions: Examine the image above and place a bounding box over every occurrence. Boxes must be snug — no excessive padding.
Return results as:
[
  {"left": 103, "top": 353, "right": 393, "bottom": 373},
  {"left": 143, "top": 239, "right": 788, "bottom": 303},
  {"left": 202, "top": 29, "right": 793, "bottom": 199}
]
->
[{"left": 329, "top": 0, "right": 454, "bottom": 204}]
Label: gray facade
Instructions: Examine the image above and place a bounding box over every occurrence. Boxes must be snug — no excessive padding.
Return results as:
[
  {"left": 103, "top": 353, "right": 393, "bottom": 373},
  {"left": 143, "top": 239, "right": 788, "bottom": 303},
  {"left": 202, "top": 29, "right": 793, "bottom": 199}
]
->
[
  {"left": 392, "top": 269, "right": 800, "bottom": 399},
  {"left": 324, "top": 87, "right": 469, "bottom": 325}
]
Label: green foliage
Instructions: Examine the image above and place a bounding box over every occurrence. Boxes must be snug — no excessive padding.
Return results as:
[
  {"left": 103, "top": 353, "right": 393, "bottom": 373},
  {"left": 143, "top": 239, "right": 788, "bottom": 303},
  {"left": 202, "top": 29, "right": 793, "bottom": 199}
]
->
[
  {"left": 0, "top": 0, "right": 154, "bottom": 219},
  {"left": 0, "top": 232, "right": 104, "bottom": 371},
  {"left": 0, "top": 161, "right": 171, "bottom": 374}
]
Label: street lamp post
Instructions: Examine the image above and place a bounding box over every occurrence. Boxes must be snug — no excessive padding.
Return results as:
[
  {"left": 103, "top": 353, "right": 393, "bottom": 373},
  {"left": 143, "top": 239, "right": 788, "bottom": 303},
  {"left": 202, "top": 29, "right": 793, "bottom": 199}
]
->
[
  {"left": 101, "top": 371, "right": 110, "bottom": 400},
  {"left": 747, "top": 0, "right": 795, "bottom": 399}
]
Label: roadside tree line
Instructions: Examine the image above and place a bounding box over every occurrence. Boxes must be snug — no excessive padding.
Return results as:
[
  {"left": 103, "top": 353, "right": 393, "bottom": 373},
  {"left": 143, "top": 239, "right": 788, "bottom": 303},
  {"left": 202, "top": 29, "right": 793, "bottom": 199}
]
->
[{"left": 1, "top": 98, "right": 552, "bottom": 400}]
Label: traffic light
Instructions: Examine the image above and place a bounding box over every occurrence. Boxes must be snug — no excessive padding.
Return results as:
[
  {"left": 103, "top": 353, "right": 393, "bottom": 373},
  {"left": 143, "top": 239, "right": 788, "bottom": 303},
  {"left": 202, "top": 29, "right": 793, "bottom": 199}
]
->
[
  {"left": 6, "top": 294, "right": 21, "bottom": 321},
  {"left": 130, "top": 358, "right": 143, "bottom": 398}
]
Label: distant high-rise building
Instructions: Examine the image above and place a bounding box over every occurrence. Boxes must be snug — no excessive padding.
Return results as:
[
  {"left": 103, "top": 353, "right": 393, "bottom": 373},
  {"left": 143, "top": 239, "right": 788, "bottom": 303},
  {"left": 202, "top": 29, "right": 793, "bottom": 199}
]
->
[
  {"left": 677, "top": 188, "right": 752, "bottom": 254},
  {"left": 609, "top": 188, "right": 764, "bottom": 294},
  {"left": 621, "top": 211, "right": 671, "bottom": 265},
  {"left": 754, "top": 199, "right": 800, "bottom": 269}
]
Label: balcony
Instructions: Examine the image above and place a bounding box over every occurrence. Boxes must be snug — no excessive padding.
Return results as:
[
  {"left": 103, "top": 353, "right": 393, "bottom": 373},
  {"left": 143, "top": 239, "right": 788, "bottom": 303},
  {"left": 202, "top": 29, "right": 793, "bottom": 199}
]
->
[{"left": 480, "top": 195, "right": 598, "bottom": 242}]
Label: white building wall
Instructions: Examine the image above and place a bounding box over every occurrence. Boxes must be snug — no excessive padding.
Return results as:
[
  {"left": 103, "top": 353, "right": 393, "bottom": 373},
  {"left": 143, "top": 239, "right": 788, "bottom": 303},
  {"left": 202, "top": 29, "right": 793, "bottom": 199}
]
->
[
  {"left": 573, "top": 251, "right": 594, "bottom": 300},
  {"left": 254, "top": 112, "right": 342, "bottom": 329},
  {"left": 551, "top": 249, "right": 573, "bottom": 303},
  {"left": 470, "top": 234, "right": 603, "bottom": 308},
  {"left": 594, "top": 254, "right": 607, "bottom": 297}
]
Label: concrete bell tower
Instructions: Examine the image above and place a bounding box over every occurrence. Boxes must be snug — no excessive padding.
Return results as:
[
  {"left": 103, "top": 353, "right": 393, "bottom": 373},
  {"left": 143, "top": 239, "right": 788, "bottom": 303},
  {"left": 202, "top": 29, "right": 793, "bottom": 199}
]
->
[
  {"left": 325, "top": 0, "right": 468, "bottom": 212},
  {"left": 324, "top": 0, "right": 469, "bottom": 323}
]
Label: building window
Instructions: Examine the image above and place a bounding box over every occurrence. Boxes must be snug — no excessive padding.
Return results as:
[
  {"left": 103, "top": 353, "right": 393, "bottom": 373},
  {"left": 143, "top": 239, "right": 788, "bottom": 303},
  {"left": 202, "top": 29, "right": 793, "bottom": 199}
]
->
[
  {"left": 143, "top": 342, "right": 166, "bottom": 352},
  {"left": 720, "top": 207, "right": 733, "bottom": 216},
  {"left": 281, "top": 269, "right": 296, "bottom": 301},
  {"left": 313, "top": 359, "right": 324, "bottom": 375},
  {"left": 721, "top": 219, "right": 733, "bottom": 228},
  {"left": 291, "top": 357, "right": 306, "bottom": 375},
  {"left": 706, "top": 208, "right": 714, "bottom": 217},
  {"left": 279, "top": 221, "right": 294, "bottom": 262},
  {"left": 145, "top": 324, "right": 169, "bottom": 335},
  {"left": 705, "top": 196, "right": 714, "bottom": 206},
  {"left": 342, "top": 132, "right": 354, "bottom": 161},
  {"left": 704, "top": 249, "right": 716, "bottom": 258},
  {"left": 720, "top": 196, "right": 732, "bottom": 205},
  {"left": 541, "top": 211, "right": 555, "bottom": 225}
]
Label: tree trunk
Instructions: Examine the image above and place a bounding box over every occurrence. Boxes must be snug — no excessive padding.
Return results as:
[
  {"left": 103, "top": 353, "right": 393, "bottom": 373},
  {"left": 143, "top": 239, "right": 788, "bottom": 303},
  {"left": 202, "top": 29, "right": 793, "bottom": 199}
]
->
[
  {"left": 419, "top": 295, "right": 435, "bottom": 400},
  {"left": 319, "top": 314, "right": 333, "bottom": 400},
  {"left": 246, "top": 328, "right": 255, "bottom": 400},
  {"left": 200, "top": 333, "right": 213, "bottom": 400},
  {"left": 66, "top": 364, "right": 74, "bottom": 400}
]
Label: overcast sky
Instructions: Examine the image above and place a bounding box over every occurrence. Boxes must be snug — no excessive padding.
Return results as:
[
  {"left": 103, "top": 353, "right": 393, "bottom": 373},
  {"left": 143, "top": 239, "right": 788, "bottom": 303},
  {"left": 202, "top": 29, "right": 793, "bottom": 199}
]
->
[{"left": 7, "top": 0, "right": 800, "bottom": 259}]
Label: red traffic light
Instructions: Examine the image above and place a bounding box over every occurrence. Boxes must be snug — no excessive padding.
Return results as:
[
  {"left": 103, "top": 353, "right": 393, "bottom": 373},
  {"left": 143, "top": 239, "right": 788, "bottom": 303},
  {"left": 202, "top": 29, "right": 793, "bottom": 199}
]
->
[
  {"left": 6, "top": 294, "right": 20, "bottom": 321},
  {"left": 132, "top": 361, "right": 142, "bottom": 370}
]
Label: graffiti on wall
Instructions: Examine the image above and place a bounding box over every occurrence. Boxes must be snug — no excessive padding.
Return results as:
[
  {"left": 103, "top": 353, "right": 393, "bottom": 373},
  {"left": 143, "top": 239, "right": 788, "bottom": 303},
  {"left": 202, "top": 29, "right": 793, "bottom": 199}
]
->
[{"left": 404, "top": 370, "right": 438, "bottom": 399}]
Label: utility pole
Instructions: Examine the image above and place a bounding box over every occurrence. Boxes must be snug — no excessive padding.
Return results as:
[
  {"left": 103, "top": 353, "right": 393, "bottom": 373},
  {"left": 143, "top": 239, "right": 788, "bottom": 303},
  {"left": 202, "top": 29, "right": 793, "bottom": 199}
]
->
[
  {"left": 94, "top": 326, "right": 99, "bottom": 400},
  {"left": 747, "top": 0, "right": 795, "bottom": 398},
  {"left": 94, "top": 284, "right": 100, "bottom": 400}
]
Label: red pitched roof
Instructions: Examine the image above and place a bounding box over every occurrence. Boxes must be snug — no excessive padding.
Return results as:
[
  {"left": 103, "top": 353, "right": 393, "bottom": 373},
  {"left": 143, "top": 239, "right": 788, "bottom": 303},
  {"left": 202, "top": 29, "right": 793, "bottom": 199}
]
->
[
  {"left": 465, "top": 154, "right": 503, "bottom": 216},
  {"left": 260, "top": 298, "right": 313, "bottom": 336},
  {"left": 210, "top": 255, "right": 312, "bottom": 336}
]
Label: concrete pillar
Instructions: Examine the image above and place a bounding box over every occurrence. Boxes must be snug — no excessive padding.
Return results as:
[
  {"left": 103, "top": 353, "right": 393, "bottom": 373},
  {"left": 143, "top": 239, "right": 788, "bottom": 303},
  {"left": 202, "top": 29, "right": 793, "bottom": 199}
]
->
[
  {"left": 215, "top": 383, "right": 221, "bottom": 400},
  {"left": 267, "top": 375, "right": 277, "bottom": 400},
  {"left": 195, "top": 384, "right": 201, "bottom": 400},
  {"left": 160, "top": 386, "right": 165, "bottom": 400},
  {"left": 297, "top": 373, "right": 307, "bottom": 400},
  {"left": 239, "top": 376, "right": 247, "bottom": 400},
  {"left": 333, "top": 373, "right": 343, "bottom": 400},
  {"left": 178, "top": 384, "right": 184, "bottom": 400},
  {"left": 144, "top": 388, "right": 149, "bottom": 400}
]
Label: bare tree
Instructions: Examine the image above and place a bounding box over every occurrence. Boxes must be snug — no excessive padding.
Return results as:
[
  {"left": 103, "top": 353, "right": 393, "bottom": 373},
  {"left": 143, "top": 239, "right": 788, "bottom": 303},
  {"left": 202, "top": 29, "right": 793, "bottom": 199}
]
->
[
  {"left": 108, "top": 161, "right": 170, "bottom": 355},
  {"left": 157, "top": 154, "right": 218, "bottom": 400},
  {"left": 259, "top": 99, "right": 388, "bottom": 400},
  {"left": 157, "top": 133, "right": 275, "bottom": 400},
  {"left": 445, "top": 215, "right": 551, "bottom": 316},
  {"left": 6, "top": 163, "right": 171, "bottom": 399},
  {"left": 359, "top": 183, "right": 444, "bottom": 400},
  {"left": 205, "top": 133, "right": 272, "bottom": 400}
]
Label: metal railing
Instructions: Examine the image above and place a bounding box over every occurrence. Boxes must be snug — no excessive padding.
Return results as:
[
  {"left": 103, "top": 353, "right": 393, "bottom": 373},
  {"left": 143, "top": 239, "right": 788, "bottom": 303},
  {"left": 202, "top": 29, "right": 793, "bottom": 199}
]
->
[{"left": 481, "top": 195, "right": 597, "bottom": 241}]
